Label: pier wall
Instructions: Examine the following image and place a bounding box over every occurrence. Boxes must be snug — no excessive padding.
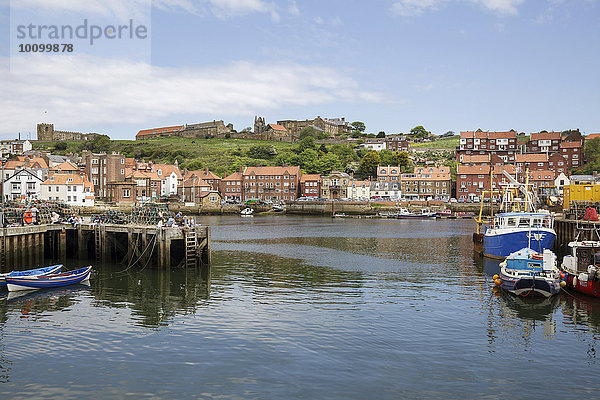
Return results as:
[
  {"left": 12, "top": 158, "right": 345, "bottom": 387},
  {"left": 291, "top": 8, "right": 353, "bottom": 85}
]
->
[{"left": 0, "top": 224, "right": 211, "bottom": 272}]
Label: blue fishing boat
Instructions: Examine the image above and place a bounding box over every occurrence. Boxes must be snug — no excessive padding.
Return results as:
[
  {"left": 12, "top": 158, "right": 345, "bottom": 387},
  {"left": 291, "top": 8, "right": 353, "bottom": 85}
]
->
[
  {"left": 0, "top": 265, "right": 62, "bottom": 288},
  {"left": 476, "top": 170, "right": 556, "bottom": 259},
  {"left": 495, "top": 248, "right": 561, "bottom": 297},
  {"left": 6, "top": 266, "right": 92, "bottom": 292},
  {"left": 484, "top": 212, "right": 555, "bottom": 259}
]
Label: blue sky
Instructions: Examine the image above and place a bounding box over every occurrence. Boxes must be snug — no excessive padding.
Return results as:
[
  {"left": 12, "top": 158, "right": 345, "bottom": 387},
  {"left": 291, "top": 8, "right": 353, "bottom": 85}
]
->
[{"left": 0, "top": 0, "right": 598, "bottom": 140}]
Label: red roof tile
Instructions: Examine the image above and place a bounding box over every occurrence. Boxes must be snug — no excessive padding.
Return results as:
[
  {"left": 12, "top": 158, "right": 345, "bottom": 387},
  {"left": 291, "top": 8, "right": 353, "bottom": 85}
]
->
[{"left": 136, "top": 125, "right": 183, "bottom": 138}]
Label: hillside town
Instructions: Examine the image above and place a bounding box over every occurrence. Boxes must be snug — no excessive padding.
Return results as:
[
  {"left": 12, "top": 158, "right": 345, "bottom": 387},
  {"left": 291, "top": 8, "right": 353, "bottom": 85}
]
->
[{"left": 0, "top": 120, "right": 598, "bottom": 208}]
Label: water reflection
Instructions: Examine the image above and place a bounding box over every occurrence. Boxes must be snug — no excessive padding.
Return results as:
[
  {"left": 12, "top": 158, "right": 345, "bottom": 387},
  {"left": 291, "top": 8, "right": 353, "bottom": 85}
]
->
[{"left": 89, "top": 264, "right": 210, "bottom": 327}]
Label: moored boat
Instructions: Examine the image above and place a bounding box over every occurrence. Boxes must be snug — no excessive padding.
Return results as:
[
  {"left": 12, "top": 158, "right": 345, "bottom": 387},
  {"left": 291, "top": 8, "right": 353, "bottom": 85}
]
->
[
  {"left": 0, "top": 265, "right": 62, "bottom": 288},
  {"left": 6, "top": 266, "right": 92, "bottom": 292},
  {"left": 476, "top": 170, "right": 556, "bottom": 259},
  {"left": 560, "top": 240, "right": 600, "bottom": 297},
  {"left": 240, "top": 207, "right": 253, "bottom": 216},
  {"left": 396, "top": 208, "right": 437, "bottom": 219},
  {"left": 495, "top": 248, "right": 561, "bottom": 297}
]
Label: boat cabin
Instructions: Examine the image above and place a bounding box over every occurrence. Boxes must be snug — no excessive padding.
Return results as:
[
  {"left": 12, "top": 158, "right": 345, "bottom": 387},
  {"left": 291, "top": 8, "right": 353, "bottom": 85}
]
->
[
  {"left": 491, "top": 213, "right": 554, "bottom": 230},
  {"left": 566, "top": 241, "right": 600, "bottom": 273}
]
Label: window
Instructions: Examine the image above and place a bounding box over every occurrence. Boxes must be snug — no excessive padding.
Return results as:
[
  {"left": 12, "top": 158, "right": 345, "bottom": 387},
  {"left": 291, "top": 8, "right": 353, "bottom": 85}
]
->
[
  {"left": 121, "top": 158, "right": 125, "bottom": 164},
  {"left": 121, "top": 169, "right": 125, "bottom": 174},
  {"left": 123, "top": 189, "right": 130, "bottom": 197}
]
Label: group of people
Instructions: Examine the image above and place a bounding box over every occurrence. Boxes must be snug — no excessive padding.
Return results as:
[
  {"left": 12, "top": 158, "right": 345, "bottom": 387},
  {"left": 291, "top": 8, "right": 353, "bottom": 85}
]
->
[{"left": 158, "top": 212, "right": 196, "bottom": 228}]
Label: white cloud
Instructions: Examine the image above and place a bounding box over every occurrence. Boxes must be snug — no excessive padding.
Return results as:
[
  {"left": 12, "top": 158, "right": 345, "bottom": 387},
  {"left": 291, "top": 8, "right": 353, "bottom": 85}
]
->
[
  {"left": 0, "top": 55, "right": 386, "bottom": 137},
  {"left": 10, "top": 0, "right": 151, "bottom": 20},
  {"left": 390, "top": 0, "right": 445, "bottom": 17},
  {"left": 10, "top": 0, "right": 280, "bottom": 21},
  {"left": 470, "top": 0, "right": 525, "bottom": 15},
  {"left": 288, "top": 0, "right": 299, "bottom": 15},
  {"left": 390, "top": 0, "right": 525, "bottom": 17}
]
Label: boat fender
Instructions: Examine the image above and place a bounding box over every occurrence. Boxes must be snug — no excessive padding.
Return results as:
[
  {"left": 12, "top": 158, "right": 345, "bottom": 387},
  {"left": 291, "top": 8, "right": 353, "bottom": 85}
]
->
[
  {"left": 560, "top": 281, "right": 567, "bottom": 288},
  {"left": 492, "top": 274, "right": 499, "bottom": 280},
  {"left": 494, "top": 279, "right": 502, "bottom": 286},
  {"left": 23, "top": 211, "right": 33, "bottom": 224},
  {"left": 573, "top": 277, "right": 578, "bottom": 287}
]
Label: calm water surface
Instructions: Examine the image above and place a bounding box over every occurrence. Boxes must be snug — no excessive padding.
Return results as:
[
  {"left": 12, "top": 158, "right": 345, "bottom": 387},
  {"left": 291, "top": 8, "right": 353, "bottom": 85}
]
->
[{"left": 1, "top": 216, "right": 600, "bottom": 399}]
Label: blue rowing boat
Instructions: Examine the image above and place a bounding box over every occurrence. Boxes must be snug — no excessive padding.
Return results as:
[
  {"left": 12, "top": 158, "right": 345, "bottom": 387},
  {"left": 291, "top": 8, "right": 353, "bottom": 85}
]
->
[
  {"left": 0, "top": 265, "right": 63, "bottom": 288},
  {"left": 6, "top": 266, "right": 92, "bottom": 292}
]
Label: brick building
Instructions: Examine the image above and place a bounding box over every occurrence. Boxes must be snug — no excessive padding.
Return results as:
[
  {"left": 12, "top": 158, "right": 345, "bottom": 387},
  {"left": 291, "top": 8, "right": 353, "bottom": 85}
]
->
[
  {"left": 184, "top": 169, "right": 221, "bottom": 192},
  {"left": 457, "top": 130, "right": 518, "bottom": 163},
  {"left": 377, "top": 165, "right": 402, "bottom": 184},
  {"left": 242, "top": 166, "right": 300, "bottom": 202},
  {"left": 84, "top": 152, "right": 126, "bottom": 198},
  {"left": 299, "top": 174, "right": 321, "bottom": 198},
  {"left": 220, "top": 171, "right": 243, "bottom": 202},
  {"left": 385, "top": 136, "right": 410, "bottom": 152},
  {"left": 456, "top": 164, "right": 516, "bottom": 200},
  {"left": 515, "top": 153, "right": 550, "bottom": 171},
  {"left": 401, "top": 166, "right": 451, "bottom": 201},
  {"left": 527, "top": 170, "right": 556, "bottom": 191},
  {"left": 526, "top": 131, "right": 561, "bottom": 153}
]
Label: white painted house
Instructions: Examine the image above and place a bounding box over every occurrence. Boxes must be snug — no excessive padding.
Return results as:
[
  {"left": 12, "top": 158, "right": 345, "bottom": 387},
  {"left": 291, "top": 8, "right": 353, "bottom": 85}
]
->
[
  {"left": 347, "top": 180, "right": 371, "bottom": 200},
  {"left": 555, "top": 172, "right": 570, "bottom": 195},
  {"left": 2, "top": 169, "right": 43, "bottom": 200},
  {"left": 40, "top": 174, "right": 95, "bottom": 206}
]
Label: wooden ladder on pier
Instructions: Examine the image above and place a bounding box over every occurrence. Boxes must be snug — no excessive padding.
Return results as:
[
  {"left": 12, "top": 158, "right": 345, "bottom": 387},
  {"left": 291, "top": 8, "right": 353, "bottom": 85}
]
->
[
  {"left": 94, "top": 225, "right": 102, "bottom": 263},
  {"left": 185, "top": 229, "right": 197, "bottom": 268}
]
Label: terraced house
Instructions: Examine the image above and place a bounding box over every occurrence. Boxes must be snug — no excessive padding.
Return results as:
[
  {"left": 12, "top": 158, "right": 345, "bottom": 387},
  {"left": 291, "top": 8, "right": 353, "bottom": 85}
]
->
[
  {"left": 457, "top": 130, "right": 518, "bottom": 163},
  {"left": 242, "top": 166, "right": 300, "bottom": 202},
  {"left": 401, "top": 166, "right": 451, "bottom": 201}
]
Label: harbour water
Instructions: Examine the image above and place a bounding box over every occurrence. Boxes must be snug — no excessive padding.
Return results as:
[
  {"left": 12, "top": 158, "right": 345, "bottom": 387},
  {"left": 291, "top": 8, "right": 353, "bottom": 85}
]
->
[{"left": 1, "top": 216, "right": 600, "bottom": 399}]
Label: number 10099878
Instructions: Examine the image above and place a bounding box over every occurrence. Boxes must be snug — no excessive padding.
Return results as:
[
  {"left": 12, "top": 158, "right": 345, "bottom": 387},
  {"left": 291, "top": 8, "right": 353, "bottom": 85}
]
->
[{"left": 19, "top": 43, "right": 73, "bottom": 52}]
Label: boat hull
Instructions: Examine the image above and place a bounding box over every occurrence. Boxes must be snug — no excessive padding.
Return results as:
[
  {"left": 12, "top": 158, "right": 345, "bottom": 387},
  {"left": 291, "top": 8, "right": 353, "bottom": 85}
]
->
[
  {"left": 6, "top": 266, "right": 92, "bottom": 292},
  {"left": 563, "top": 274, "right": 600, "bottom": 298},
  {"left": 500, "top": 273, "right": 561, "bottom": 297},
  {"left": 0, "top": 265, "right": 62, "bottom": 288},
  {"left": 484, "top": 229, "right": 555, "bottom": 259}
]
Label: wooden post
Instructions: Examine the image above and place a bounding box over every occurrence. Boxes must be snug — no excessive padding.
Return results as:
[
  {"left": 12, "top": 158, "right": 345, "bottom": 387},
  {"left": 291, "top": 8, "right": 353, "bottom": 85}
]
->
[
  {"left": 59, "top": 229, "right": 67, "bottom": 263},
  {"left": 158, "top": 228, "right": 165, "bottom": 269},
  {"left": 16, "top": 235, "right": 23, "bottom": 268},
  {"left": 78, "top": 227, "right": 88, "bottom": 260},
  {"left": 26, "top": 233, "right": 33, "bottom": 266},
  {"left": 101, "top": 226, "right": 109, "bottom": 263},
  {"left": 32, "top": 232, "right": 39, "bottom": 266},
  {"left": 165, "top": 233, "right": 171, "bottom": 269},
  {"left": 141, "top": 229, "right": 148, "bottom": 266}
]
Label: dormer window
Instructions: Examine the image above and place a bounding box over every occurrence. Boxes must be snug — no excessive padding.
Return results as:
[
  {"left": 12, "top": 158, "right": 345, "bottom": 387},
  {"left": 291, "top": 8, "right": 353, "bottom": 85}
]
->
[{"left": 68, "top": 178, "right": 73, "bottom": 182}]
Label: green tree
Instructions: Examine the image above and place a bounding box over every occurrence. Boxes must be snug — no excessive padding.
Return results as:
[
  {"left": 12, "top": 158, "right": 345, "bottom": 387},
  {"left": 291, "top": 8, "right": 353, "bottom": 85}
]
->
[
  {"left": 357, "top": 151, "right": 380, "bottom": 179},
  {"left": 296, "top": 136, "right": 317, "bottom": 153},
  {"left": 299, "top": 126, "right": 325, "bottom": 140},
  {"left": 91, "top": 135, "right": 111, "bottom": 152},
  {"left": 330, "top": 144, "right": 360, "bottom": 165},
  {"left": 410, "top": 125, "right": 429, "bottom": 139},
  {"left": 351, "top": 121, "right": 366, "bottom": 133},
  {"left": 299, "top": 148, "right": 319, "bottom": 173},
  {"left": 580, "top": 137, "right": 600, "bottom": 174},
  {"left": 393, "top": 151, "right": 410, "bottom": 170},
  {"left": 318, "top": 144, "right": 328, "bottom": 154},
  {"left": 247, "top": 144, "right": 278, "bottom": 159},
  {"left": 54, "top": 141, "right": 67, "bottom": 151},
  {"left": 316, "top": 152, "right": 343, "bottom": 175},
  {"left": 376, "top": 131, "right": 386, "bottom": 138},
  {"left": 379, "top": 149, "right": 395, "bottom": 166}
]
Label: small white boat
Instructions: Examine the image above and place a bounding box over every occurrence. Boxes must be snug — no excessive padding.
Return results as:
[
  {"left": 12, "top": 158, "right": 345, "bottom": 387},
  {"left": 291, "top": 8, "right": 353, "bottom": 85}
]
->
[
  {"left": 395, "top": 208, "right": 437, "bottom": 219},
  {"left": 241, "top": 207, "right": 254, "bottom": 216}
]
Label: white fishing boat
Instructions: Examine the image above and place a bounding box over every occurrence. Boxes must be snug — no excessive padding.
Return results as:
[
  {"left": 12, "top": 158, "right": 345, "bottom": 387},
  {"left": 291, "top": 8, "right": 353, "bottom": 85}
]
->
[{"left": 240, "top": 207, "right": 254, "bottom": 216}]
